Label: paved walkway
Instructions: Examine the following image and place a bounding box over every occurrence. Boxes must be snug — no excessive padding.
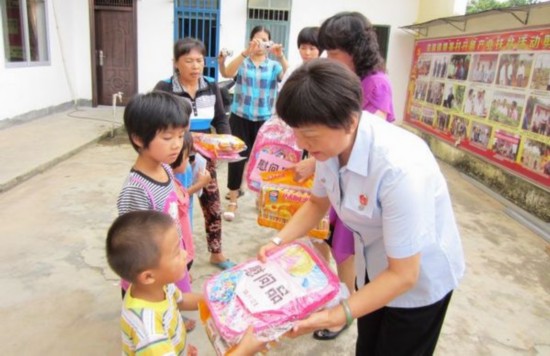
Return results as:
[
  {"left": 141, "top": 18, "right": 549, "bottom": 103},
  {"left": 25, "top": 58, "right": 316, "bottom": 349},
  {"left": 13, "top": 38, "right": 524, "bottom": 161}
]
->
[
  {"left": 0, "top": 106, "right": 122, "bottom": 192},
  {"left": 0, "top": 108, "right": 548, "bottom": 355}
]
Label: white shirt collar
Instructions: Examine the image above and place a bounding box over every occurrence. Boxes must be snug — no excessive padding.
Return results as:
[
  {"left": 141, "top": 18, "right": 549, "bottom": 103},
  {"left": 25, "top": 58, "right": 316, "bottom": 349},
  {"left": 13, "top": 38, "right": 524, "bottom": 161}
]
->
[{"left": 344, "top": 111, "right": 379, "bottom": 177}]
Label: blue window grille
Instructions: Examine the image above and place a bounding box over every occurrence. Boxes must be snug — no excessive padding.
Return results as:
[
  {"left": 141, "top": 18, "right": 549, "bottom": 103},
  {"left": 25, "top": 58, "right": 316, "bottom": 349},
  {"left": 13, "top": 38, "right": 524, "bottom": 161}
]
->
[
  {"left": 246, "top": 6, "right": 291, "bottom": 58},
  {"left": 174, "top": 0, "right": 220, "bottom": 78}
]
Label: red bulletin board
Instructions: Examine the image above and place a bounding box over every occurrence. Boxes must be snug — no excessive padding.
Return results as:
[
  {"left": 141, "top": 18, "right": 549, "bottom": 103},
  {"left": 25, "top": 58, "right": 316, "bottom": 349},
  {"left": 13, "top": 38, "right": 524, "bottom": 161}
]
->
[{"left": 404, "top": 28, "right": 550, "bottom": 188}]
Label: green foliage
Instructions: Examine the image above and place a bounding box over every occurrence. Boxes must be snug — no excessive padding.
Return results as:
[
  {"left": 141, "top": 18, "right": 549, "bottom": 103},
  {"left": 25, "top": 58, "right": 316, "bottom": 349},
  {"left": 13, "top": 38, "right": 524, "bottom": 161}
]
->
[{"left": 466, "top": 0, "right": 538, "bottom": 14}]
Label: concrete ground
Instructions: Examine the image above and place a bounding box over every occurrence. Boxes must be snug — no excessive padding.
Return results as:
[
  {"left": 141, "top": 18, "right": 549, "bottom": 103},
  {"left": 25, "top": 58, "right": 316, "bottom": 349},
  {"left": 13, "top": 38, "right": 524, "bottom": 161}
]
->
[{"left": 0, "top": 108, "right": 549, "bottom": 355}]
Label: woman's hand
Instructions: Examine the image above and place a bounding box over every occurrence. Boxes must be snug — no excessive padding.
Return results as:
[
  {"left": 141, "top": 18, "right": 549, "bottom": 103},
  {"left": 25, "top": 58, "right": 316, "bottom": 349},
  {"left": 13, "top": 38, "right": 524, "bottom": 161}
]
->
[
  {"left": 286, "top": 309, "right": 333, "bottom": 338},
  {"left": 218, "top": 50, "right": 227, "bottom": 64},
  {"left": 243, "top": 40, "right": 259, "bottom": 57},
  {"left": 292, "top": 157, "right": 316, "bottom": 182},
  {"left": 271, "top": 43, "right": 284, "bottom": 59}
]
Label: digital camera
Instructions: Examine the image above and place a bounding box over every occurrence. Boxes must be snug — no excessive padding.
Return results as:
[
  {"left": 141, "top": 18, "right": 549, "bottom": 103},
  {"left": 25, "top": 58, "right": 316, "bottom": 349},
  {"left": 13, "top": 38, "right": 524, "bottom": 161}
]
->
[
  {"left": 260, "top": 41, "right": 274, "bottom": 50},
  {"left": 220, "top": 48, "right": 233, "bottom": 57}
]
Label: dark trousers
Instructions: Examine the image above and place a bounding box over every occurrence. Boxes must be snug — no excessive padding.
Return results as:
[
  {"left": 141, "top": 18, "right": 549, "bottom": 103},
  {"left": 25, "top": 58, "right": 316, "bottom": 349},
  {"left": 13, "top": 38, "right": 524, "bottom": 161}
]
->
[
  {"left": 198, "top": 159, "right": 223, "bottom": 254},
  {"left": 356, "top": 272, "right": 453, "bottom": 356},
  {"left": 227, "top": 113, "right": 265, "bottom": 190}
]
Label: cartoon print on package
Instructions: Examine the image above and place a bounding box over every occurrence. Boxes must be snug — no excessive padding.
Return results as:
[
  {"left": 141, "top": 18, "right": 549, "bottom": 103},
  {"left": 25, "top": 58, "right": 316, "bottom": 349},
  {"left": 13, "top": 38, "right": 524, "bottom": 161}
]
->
[{"left": 204, "top": 242, "right": 340, "bottom": 344}]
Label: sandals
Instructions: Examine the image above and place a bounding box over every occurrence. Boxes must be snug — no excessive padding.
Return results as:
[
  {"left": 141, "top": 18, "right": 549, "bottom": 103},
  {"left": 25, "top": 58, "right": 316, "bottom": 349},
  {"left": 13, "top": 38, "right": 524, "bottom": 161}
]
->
[
  {"left": 312, "top": 324, "right": 348, "bottom": 340},
  {"left": 222, "top": 202, "right": 238, "bottom": 221},
  {"left": 210, "top": 259, "right": 237, "bottom": 270},
  {"left": 225, "top": 189, "right": 244, "bottom": 200}
]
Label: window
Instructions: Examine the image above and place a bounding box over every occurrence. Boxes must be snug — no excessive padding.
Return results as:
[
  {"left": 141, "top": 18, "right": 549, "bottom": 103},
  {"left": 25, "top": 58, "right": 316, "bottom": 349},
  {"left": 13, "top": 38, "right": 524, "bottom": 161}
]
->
[
  {"left": 373, "top": 25, "right": 390, "bottom": 61},
  {"left": 246, "top": 0, "right": 291, "bottom": 57},
  {"left": 1, "top": 0, "right": 49, "bottom": 65}
]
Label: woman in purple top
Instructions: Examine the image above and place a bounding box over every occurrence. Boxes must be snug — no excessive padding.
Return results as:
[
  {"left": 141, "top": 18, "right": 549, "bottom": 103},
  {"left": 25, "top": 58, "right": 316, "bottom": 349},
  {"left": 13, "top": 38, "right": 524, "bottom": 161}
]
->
[
  {"left": 320, "top": 12, "right": 395, "bottom": 122},
  {"left": 294, "top": 11, "right": 395, "bottom": 341}
]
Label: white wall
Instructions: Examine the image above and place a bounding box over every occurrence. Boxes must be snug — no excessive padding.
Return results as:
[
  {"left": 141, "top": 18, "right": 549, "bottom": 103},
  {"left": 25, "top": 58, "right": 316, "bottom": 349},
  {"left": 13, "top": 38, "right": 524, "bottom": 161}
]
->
[
  {"left": 219, "top": 0, "right": 249, "bottom": 65},
  {"left": 63, "top": 0, "right": 92, "bottom": 101},
  {"left": 417, "top": 0, "right": 467, "bottom": 23},
  {"left": 419, "top": 3, "right": 550, "bottom": 38},
  {"left": 285, "top": 0, "right": 420, "bottom": 123},
  {"left": 217, "top": 0, "right": 419, "bottom": 122},
  {"left": 0, "top": 0, "right": 419, "bottom": 122},
  {"left": 0, "top": 0, "right": 91, "bottom": 121},
  {"left": 136, "top": 0, "right": 173, "bottom": 92}
]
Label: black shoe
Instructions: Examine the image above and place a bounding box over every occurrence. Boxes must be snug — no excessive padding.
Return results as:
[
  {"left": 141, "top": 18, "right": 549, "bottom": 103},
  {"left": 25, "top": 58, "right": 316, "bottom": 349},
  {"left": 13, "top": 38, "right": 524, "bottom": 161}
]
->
[
  {"left": 225, "top": 189, "right": 244, "bottom": 200},
  {"left": 312, "top": 325, "right": 348, "bottom": 341}
]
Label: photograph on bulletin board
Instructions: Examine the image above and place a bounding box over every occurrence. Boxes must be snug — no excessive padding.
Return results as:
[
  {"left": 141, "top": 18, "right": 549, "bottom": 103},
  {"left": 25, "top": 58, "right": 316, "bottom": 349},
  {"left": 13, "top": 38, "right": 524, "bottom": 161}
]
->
[{"left": 404, "top": 28, "right": 550, "bottom": 187}]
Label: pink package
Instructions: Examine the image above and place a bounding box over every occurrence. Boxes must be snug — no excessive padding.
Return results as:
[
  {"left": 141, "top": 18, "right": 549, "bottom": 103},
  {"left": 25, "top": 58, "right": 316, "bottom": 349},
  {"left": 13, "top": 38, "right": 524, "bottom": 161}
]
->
[
  {"left": 203, "top": 242, "right": 340, "bottom": 344},
  {"left": 246, "top": 116, "right": 302, "bottom": 192}
]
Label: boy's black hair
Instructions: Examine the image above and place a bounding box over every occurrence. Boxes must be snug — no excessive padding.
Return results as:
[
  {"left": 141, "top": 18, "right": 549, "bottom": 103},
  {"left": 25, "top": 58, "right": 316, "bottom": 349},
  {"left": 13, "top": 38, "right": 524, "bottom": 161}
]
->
[
  {"left": 297, "top": 26, "right": 320, "bottom": 51},
  {"left": 106, "top": 211, "right": 174, "bottom": 283},
  {"left": 276, "top": 59, "right": 362, "bottom": 130},
  {"left": 318, "top": 11, "right": 385, "bottom": 78},
  {"left": 124, "top": 91, "right": 191, "bottom": 152},
  {"left": 250, "top": 25, "right": 271, "bottom": 41},
  {"left": 174, "top": 37, "right": 206, "bottom": 62},
  {"left": 170, "top": 130, "right": 194, "bottom": 170}
]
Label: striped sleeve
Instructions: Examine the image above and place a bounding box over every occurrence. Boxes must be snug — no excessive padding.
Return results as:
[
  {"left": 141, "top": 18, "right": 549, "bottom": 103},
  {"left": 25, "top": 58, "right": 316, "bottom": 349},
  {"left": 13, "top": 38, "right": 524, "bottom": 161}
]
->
[
  {"left": 121, "top": 309, "right": 177, "bottom": 356},
  {"left": 117, "top": 184, "right": 152, "bottom": 215}
]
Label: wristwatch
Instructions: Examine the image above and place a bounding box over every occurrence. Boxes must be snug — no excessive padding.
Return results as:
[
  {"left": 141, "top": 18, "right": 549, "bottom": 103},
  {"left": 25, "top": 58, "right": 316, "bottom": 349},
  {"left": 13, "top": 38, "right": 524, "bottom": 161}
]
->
[{"left": 271, "top": 236, "right": 283, "bottom": 246}]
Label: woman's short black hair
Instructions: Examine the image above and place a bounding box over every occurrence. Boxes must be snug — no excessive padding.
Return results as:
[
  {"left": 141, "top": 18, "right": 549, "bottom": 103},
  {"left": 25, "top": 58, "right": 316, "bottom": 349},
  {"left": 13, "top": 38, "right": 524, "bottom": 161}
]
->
[
  {"left": 124, "top": 91, "right": 191, "bottom": 152},
  {"left": 318, "top": 11, "right": 385, "bottom": 78},
  {"left": 174, "top": 37, "right": 206, "bottom": 61},
  {"left": 250, "top": 25, "right": 271, "bottom": 40},
  {"left": 276, "top": 59, "right": 362, "bottom": 130},
  {"left": 297, "top": 26, "right": 320, "bottom": 50}
]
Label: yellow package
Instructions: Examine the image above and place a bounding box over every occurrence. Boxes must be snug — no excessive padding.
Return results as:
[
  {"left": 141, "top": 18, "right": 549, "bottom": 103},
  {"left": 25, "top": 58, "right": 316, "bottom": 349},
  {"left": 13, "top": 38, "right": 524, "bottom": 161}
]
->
[
  {"left": 258, "top": 170, "right": 329, "bottom": 239},
  {"left": 259, "top": 169, "right": 313, "bottom": 188},
  {"left": 192, "top": 133, "right": 246, "bottom": 160}
]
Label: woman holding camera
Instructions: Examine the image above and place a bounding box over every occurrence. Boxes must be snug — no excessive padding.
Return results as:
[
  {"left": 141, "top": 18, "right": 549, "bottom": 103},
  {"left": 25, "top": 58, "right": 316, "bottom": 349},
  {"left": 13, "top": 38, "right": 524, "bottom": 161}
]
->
[{"left": 218, "top": 25, "right": 288, "bottom": 221}]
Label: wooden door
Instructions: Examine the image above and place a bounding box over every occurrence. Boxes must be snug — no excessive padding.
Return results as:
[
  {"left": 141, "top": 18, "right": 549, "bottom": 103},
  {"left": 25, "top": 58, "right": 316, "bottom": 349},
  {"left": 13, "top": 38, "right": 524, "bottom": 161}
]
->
[{"left": 93, "top": 2, "right": 137, "bottom": 106}]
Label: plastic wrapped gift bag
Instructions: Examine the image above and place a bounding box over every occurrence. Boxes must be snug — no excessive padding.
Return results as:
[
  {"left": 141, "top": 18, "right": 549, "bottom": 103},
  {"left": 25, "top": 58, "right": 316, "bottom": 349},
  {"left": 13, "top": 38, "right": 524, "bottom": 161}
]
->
[
  {"left": 192, "top": 133, "right": 246, "bottom": 162},
  {"left": 246, "top": 116, "right": 302, "bottom": 192},
  {"left": 201, "top": 242, "right": 340, "bottom": 354}
]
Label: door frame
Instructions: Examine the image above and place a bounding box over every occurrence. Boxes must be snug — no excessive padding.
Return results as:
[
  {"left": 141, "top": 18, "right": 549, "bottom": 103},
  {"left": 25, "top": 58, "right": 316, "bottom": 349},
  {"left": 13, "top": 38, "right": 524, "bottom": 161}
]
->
[{"left": 88, "top": 0, "right": 138, "bottom": 107}]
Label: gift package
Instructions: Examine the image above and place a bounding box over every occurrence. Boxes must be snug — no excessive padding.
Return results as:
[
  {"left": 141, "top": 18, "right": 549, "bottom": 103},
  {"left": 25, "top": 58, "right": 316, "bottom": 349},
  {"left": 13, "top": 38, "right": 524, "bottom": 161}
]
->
[
  {"left": 257, "top": 170, "right": 329, "bottom": 239},
  {"left": 192, "top": 133, "right": 246, "bottom": 162},
  {"left": 246, "top": 116, "right": 302, "bottom": 192},
  {"left": 199, "top": 242, "right": 341, "bottom": 355}
]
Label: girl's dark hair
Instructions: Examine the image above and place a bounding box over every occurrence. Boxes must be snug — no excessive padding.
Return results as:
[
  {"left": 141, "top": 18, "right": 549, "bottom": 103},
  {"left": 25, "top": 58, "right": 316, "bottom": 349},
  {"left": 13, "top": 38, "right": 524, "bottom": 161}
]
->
[
  {"left": 174, "top": 37, "right": 206, "bottom": 61},
  {"left": 170, "top": 130, "right": 194, "bottom": 170},
  {"left": 276, "top": 59, "right": 362, "bottom": 130},
  {"left": 318, "top": 12, "right": 385, "bottom": 78},
  {"left": 250, "top": 25, "right": 271, "bottom": 40},
  {"left": 124, "top": 91, "right": 191, "bottom": 152},
  {"left": 297, "top": 26, "right": 320, "bottom": 50},
  {"left": 106, "top": 211, "right": 174, "bottom": 282}
]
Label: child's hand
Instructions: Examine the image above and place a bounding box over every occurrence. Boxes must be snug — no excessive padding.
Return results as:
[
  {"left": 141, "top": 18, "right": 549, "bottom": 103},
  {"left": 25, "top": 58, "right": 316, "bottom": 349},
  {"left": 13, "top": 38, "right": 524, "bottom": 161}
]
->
[
  {"left": 230, "top": 327, "right": 271, "bottom": 355},
  {"left": 196, "top": 169, "right": 212, "bottom": 188}
]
